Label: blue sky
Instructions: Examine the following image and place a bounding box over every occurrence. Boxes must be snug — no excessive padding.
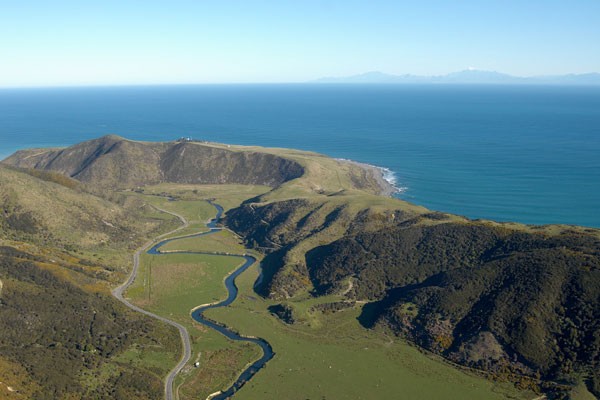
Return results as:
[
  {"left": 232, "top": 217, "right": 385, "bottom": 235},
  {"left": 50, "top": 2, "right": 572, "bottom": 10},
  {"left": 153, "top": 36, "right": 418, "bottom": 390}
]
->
[{"left": 1, "top": 0, "right": 599, "bottom": 86}]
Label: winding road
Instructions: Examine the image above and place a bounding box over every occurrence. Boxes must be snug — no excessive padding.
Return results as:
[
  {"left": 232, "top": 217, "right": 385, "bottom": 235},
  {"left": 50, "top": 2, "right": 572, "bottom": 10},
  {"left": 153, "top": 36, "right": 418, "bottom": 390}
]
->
[
  {"left": 112, "top": 201, "right": 273, "bottom": 400},
  {"left": 112, "top": 206, "right": 192, "bottom": 400}
]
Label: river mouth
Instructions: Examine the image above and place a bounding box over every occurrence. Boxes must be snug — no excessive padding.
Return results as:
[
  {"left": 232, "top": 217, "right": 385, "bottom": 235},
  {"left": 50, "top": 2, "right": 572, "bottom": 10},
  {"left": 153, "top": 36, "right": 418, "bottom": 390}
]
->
[{"left": 147, "top": 201, "right": 274, "bottom": 399}]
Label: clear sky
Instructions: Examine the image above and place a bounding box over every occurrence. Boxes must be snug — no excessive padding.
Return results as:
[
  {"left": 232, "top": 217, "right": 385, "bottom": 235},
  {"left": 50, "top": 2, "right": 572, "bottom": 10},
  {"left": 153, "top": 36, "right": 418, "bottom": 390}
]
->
[{"left": 1, "top": 0, "right": 599, "bottom": 87}]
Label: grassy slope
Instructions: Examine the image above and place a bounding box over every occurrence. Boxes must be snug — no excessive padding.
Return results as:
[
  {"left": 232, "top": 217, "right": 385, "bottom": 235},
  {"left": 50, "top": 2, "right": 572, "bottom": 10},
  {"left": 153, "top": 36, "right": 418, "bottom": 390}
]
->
[{"left": 0, "top": 165, "right": 181, "bottom": 277}]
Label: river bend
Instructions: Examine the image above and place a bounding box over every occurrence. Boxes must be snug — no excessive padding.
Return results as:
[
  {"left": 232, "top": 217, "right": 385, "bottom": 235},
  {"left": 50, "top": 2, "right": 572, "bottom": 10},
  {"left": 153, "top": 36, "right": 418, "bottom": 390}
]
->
[{"left": 148, "top": 202, "right": 274, "bottom": 399}]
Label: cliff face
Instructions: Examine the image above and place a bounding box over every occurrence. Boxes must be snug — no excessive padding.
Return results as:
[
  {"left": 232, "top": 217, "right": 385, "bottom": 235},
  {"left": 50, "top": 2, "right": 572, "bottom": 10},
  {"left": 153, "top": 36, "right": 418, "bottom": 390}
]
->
[{"left": 2, "top": 135, "right": 304, "bottom": 188}]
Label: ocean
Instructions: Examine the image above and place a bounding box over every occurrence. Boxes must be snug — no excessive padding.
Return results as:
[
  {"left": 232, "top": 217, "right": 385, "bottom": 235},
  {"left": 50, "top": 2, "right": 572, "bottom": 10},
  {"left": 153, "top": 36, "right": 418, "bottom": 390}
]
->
[{"left": 1, "top": 84, "right": 599, "bottom": 227}]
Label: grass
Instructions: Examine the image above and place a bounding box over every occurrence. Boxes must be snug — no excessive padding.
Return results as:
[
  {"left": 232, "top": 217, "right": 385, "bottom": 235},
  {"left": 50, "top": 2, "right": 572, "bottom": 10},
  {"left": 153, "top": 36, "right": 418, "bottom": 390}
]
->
[
  {"left": 0, "top": 356, "right": 41, "bottom": 398},
  {"left": 207, "top": 264, "right": 534, "bottom": 400},
  {"left": 132, "top": 252, "right": 244, "bottom": 318},
  {"left": 119, "top": 193, "right": 216, "bottom": 223},
  {"left": 569, "top": 379, "right": 597, "bottom": 400},
  {"left": 162, "top": 223, "right": 209, "bottom": 239},
  {"left": 122, "top": 184, "right": 538, "bottom": 400},
  {"left": 128, "top": 249, "right": 264, "bottom": 399},
  {"left": 177, "top": 341, "right": 261, "bottom": 400},
  {"left": 133, "top": 183, "right": 271, "bottom": 212},
  {"left": 114, "top": 343, "right": 178, "bottom": 374},
  {"left": 123, "top": 193, "right": 267, "bottom": 399},
  {"left": 160, "top": 230, "right": 244, "bottom": 254}
]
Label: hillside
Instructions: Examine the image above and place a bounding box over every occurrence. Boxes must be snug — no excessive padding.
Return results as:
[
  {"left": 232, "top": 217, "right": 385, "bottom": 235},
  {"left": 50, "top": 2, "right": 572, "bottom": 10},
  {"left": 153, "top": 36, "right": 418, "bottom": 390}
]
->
[
  {"left": 0, "top": 245, "right": 177, "bottom": 399},
  {"left": 2, "top": 135, "right": 304, "bottom": 189},
  {"left": 0, "top": 165, "right": 181, "bottom": 399},
  {"left": 222, "top": 173, "right": 600, "bottom": 397},
  {"left": 0, "top": 164, "right": 177, "bottom": 266},
  {"left": 306, "top": 223, "right": 600, "bottom": 388},
  {"left": 4, "top": 136, "right": 600, "bottom": 398}
]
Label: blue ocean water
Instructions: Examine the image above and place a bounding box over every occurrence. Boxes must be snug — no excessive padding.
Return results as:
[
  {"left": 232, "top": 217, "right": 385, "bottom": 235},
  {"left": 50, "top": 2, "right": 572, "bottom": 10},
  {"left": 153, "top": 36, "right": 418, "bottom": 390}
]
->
[{"left": 1, "top": 84, "right": 599, "bottom": 227}]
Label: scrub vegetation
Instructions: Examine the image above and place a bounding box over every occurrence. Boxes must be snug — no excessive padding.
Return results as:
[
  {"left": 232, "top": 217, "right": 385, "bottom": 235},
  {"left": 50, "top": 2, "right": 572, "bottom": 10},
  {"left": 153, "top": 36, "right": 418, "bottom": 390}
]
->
[{"left": 0, "top": 165, "right": 180, "bottom": 399}]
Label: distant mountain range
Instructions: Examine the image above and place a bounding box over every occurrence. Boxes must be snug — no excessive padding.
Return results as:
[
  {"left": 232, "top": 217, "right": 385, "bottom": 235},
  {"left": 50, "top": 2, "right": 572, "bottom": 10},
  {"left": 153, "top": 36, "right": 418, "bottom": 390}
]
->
[{"left": 313, "top": 69, "right": 600, "bottom": 85}]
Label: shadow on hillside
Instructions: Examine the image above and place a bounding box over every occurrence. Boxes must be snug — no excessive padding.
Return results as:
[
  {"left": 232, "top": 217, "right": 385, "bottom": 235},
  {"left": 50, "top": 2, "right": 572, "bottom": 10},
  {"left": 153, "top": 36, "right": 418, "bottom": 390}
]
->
[{"left": 253, "top": 247, "right": 289, "bottom": 297}]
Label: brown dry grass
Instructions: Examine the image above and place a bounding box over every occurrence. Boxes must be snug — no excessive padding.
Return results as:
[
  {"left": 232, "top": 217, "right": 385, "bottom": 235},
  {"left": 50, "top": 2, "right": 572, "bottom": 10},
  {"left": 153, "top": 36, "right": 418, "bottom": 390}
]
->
[{"left": 0, "top": 356, "right": 42, "bottom": 398}]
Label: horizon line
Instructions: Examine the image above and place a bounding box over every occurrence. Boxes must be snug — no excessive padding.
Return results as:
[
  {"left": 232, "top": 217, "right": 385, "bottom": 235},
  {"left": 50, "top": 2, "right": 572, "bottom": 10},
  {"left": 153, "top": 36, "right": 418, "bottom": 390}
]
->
[
  {"left": 3, "top": 82, "right": 600, "bottom": 90},
  {"left": 3, "top": 69, "right": 600, "bottom": 90},
  {"left": 2, "top": 69, "right": 600, "bottom": 90}
]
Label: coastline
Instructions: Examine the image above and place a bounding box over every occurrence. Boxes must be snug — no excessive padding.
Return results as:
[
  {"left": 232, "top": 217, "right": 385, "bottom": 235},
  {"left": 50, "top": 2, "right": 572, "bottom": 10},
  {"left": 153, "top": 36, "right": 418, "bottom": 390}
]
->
[{"left": 336, "top": 158, "right": 402, "bottom": 197}]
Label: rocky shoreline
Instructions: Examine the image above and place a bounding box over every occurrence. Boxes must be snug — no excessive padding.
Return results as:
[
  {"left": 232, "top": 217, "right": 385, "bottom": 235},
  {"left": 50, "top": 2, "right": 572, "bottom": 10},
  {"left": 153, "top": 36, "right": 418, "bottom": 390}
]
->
[{"left": 336, "top": 158, "right": 400, "bottom": 197}]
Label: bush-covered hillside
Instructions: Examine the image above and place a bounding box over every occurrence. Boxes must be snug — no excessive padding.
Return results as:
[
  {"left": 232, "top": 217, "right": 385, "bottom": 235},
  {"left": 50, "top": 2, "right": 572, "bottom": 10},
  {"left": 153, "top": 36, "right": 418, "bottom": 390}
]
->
[
  {"left": 0, "top": 165, "right": 181, "bottom": 399},
  {"left": 227, "top": 195, "right": 600, "bottom": 397},
  {"left": 306, "top": 223, "right": 600, "bottom": 396},
  {"left": 0, "top": 246, "right": 178, "bottom": 399}
]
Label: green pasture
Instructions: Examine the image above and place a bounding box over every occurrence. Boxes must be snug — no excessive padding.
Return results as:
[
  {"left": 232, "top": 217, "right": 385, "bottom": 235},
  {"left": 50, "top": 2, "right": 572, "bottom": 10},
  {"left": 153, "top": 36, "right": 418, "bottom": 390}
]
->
[
  {"left": 207, "top": 264, "right": 534, "bottom": 400},
  {"left": 159, "top": 230, "right": 244, "bottom": 254},
  {"left": 135, "top": 183, "right": 270, "bottom": 212},
  {"left": 123, "top": 186, "right": 536, "bottom": 400},
  {"left": 125, "top": 203, "right": 266, "bottom": 399}
]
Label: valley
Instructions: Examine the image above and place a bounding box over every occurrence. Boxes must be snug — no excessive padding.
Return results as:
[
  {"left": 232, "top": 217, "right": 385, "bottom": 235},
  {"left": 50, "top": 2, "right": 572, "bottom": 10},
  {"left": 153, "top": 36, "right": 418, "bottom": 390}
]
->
[
  {"left": 1, "top": 135, "right": 599, "bottom": 399},
  {"left": 119, "top": 186, "right": 532, "bottom": 400}
]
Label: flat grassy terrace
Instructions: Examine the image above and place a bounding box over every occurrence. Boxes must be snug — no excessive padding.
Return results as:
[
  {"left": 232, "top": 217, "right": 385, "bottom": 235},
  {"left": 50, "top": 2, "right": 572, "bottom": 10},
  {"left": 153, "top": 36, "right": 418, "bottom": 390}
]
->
[{"left": 125, "top": 189, "right": 266, "bottom": 399}]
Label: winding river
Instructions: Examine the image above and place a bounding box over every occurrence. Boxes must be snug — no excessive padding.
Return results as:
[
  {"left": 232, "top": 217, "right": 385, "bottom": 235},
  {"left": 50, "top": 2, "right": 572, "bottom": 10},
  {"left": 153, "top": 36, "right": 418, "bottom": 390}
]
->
[{"left": 148, "top": 202, "right": 274, "bottom": 399}]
